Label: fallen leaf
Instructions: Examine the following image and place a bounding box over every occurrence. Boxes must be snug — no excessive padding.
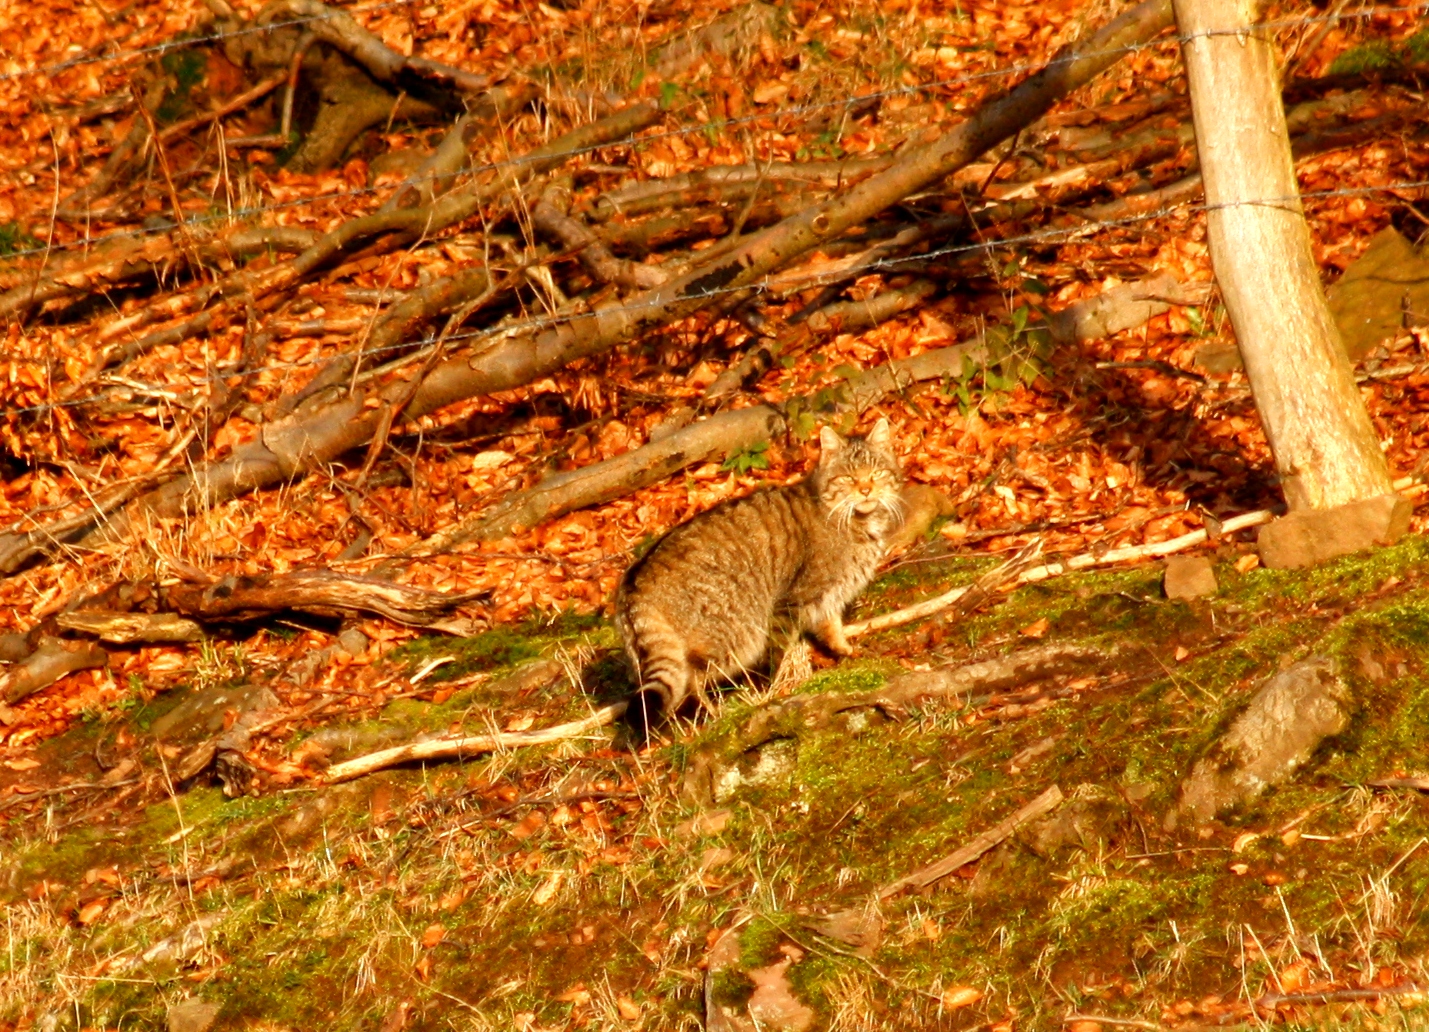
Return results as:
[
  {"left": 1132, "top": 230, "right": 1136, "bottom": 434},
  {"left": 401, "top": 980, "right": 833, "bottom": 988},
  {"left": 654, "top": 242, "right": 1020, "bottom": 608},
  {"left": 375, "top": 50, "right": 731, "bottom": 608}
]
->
[
  {"left": 1235, "top": 553, "right": 1260, "bottom": 573},
  {"left": 1231, "top": 832, "right": 1258, "bottom": 853},
  {"left": 1020, "top": 617, "right": 1049, "bottom": 639},
  {"left": 942, "top": 986, "right": 982, "bottom": 1009},
  {"left": 1279, "top": 961, "right": 1310, "bottom": 991},
  {"left": 76, "top": 898, "right": 108, "bottom": 925},
  {"left": 1229, "top": 862, "right": 1250, "bottom": 876},
  {"left": 554, "top": 984, "right": 591, "bottom": 1005},
  {"left": 532, "top": 870, "right": 564, "bottom": 905},
  {"left": 3, "top": 758, "right": 40, "bottom": 770},
  {"left": 421, "top": 923, "right": 446, "bottom": 948},
  {"left": 616, "top": 995, "right": 641, "bottom": 1020}
]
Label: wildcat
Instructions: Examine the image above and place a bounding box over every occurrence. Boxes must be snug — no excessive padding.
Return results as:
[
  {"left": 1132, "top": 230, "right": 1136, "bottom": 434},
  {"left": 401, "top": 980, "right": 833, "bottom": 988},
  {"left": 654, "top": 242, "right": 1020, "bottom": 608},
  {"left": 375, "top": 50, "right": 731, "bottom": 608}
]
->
[{"left": 615, "top": 417, "right": 904, "bottom": 728}]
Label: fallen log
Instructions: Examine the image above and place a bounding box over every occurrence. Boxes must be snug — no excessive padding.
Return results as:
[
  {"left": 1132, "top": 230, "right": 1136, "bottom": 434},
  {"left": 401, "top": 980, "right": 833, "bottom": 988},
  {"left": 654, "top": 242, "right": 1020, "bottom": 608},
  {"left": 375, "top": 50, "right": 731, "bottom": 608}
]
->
[
  {"left": 55, "top": 569, "right": 482, "bottom": 631},
  {"left": 1, "top": 638, "right": 109, "bottom": 706}
]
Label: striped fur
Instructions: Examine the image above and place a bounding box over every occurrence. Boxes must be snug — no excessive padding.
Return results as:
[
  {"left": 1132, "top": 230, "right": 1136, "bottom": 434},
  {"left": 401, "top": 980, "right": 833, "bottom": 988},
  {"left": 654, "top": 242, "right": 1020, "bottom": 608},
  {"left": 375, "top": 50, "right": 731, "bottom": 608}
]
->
[{"left": 616, "top": 419, "right": 904, "bottom": 728}]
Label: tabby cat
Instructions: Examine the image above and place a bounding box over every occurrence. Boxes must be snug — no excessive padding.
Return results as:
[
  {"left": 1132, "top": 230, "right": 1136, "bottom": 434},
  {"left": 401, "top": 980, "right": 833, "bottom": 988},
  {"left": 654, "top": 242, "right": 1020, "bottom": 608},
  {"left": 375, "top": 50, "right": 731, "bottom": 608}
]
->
[{"left": 616, "top": 418, "right": 904, "bottom": 727}]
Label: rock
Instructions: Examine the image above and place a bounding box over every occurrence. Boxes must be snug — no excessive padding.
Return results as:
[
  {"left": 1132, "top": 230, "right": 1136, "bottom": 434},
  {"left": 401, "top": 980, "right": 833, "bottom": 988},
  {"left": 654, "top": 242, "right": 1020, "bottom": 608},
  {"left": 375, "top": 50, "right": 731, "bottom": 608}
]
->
[
  {"left": 337, "top": 627, "right": 369, "bottom": 656},
  {"left": 803, "top": 906, "right": 883, "bottom": 955},
  {"left": 1164, "top": 555, "right": 1218, "bottom": 599},
  {"left": 1174, "top": 656, "right": 1352, "bottom": 827},
  {"left": 1256, "top": 493, "right": 1411, "bottom": 569},
  {"left": 746, "top": 957, "right": 816, "bottom": 1032},
  {"left": 167, "top": 1000, "right": 220, "bottom": 1032},
  {"left": 1326, "top": 227, "right": 1429, "bottom": 360},
  {"left": 674, "top": 808, "right": 732, "bottom": 839},
  {"left": 713, "top": 737, "right": 797, "bottom": 803}
]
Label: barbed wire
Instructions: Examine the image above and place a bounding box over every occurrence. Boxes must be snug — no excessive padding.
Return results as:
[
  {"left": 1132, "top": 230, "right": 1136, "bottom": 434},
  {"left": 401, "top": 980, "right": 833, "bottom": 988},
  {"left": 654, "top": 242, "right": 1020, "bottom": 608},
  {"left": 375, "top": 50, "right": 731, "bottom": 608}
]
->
[
  {"left": 4, "top": 176, "right": 1427, "bottom": 419},
  {"left": 2, "top": 0, "right": 1426, "bottom": 264}
]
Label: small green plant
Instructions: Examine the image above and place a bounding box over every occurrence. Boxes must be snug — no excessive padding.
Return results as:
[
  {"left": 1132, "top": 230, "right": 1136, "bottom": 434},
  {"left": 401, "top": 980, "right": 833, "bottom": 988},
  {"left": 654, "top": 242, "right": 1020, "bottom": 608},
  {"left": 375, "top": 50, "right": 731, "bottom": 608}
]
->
[
  {"left": 0, "top": 222, "right": 37, "bottom": 255},
  {"left": 722, "top": 440, "right": 771, "bottom": 474},
  {"left": 1329, "top": 40, "right": 1400, "bottom": 75}
]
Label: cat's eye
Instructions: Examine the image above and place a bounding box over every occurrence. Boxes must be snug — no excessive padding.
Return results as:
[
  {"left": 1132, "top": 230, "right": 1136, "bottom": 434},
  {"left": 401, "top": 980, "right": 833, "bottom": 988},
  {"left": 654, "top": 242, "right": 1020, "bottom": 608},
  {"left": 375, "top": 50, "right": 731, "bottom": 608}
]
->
[
  {"left": 833, "top": 476, "right": 854, "bottom": 487},
  {"left": 872, "top": 469, "right": 893, "bottom": 482}
]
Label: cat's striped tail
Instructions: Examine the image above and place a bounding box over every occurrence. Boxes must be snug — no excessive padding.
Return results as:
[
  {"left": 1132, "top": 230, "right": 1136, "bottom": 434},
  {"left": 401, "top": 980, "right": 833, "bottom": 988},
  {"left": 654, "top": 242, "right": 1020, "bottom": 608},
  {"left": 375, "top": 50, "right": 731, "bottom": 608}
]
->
[{"left": 617, "top": 605, "right": 693, "bottom": 733}]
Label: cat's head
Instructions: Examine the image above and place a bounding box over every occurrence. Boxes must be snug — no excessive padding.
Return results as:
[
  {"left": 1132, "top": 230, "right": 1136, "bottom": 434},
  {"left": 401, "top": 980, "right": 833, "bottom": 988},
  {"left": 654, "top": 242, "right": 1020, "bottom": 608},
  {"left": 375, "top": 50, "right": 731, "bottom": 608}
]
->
[{"left": 814, "top": 417, "right": 904, "bottom": 537}]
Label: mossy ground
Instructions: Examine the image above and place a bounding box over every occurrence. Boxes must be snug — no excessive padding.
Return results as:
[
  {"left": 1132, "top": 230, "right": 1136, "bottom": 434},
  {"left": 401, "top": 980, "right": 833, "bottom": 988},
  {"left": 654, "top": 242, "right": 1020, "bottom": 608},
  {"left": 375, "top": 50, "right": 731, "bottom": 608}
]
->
[{"left": 6, "top": 540, "right": 1429, "bottom": 1030}]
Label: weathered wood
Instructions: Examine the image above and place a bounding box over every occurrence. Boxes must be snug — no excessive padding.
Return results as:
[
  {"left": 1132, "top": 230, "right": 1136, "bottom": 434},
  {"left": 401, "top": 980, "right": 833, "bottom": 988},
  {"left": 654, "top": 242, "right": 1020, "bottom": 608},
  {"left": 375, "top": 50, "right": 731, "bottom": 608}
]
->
[
  {"left": 1173, "top": 0, "right": 1394, "bottom": 512},
  {"left": 56, "top": 611, "right": 204, "bottom": 644},
  {"left": 1, "top": 638, "right": 109, "bottom": 706}
]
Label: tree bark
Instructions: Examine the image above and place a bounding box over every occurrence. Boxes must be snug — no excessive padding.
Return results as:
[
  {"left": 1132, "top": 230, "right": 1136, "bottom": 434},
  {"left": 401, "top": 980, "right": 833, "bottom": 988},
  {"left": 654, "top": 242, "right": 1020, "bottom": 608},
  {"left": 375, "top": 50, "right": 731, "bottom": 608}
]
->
[{"left": 1173, "top": 0, "right": 1393, "bottom": 512}]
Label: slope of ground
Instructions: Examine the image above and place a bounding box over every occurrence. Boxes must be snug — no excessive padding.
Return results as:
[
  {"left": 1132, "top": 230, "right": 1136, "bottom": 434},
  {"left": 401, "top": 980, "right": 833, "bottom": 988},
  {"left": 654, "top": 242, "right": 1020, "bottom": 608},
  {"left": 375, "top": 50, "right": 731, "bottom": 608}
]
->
[{"left": 5, "top": 537, "right": 1429, "bottom": 1030}]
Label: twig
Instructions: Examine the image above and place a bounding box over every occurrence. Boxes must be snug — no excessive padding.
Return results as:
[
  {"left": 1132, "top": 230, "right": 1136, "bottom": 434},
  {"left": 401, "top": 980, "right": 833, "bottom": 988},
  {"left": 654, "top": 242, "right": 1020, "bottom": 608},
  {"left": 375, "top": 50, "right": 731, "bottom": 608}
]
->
[
  {"left": 877, "top": 784, "right": 1063, "bottom": 898},
  {"left": 847, "top": 509, "right": 1275, "bottom": 638},
  {"left": 1257, "top": 982, "right": 1427, "bottom": 1009},
  {"left": 279, "top": 34, "right": 316, "bottom": 141},
  {"left": 1063, "top": 1017, "right": 1166, "bottom": 1030},
  {"left": 321, "top": 701, "right": 629, "bottom": 783},
  {"left": 0, "top": 778, "right": 138, "bottom": 815},
  {"left": 159, "top": 75, "right": 286, "bottom": 143}
]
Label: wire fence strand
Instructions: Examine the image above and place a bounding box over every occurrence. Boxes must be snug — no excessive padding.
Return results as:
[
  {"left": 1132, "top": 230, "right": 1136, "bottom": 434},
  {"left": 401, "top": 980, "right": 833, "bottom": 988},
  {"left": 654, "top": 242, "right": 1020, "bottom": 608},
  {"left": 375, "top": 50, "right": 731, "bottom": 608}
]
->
[{"left": 5, "top": 176, "right": 1427, "bottom": 420}]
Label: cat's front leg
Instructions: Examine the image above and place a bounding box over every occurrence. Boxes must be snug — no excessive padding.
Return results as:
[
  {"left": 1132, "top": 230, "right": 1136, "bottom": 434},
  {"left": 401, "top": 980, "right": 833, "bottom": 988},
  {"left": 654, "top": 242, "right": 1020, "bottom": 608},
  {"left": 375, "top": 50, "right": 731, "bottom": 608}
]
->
[{"left": 811, "top": 615, "right": 853, "bottom": 657}]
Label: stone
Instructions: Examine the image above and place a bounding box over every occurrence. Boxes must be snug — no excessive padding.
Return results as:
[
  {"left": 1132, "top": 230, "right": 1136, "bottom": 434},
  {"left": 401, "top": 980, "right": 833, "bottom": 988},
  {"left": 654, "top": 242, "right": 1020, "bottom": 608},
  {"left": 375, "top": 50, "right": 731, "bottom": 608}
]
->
[
  {"left": 1256, "top": 493, "right": 1411, "bottom": 569},
  {"left": 1326, "top": 227, "right": 1429, "bottom": 360},
  {"left": 746, "top": 958, "right": 816, "bottom": 1032},
  {"left": 802, "top": 906, "right": 883, "bottom": 955},
  {"left": 1164, "top": 555, "right": 1218, "bottom": 599},
  {"left": 337, "top": 627, "right": 369, "bottom": 656},
  {"left": 167, "top": 999, "right": 220, "bottom": 1032},
  {"left": 1021, "top": 784, "right": 1128, "bottom": 857},
  {"left": 1174, "top": 656, "right": 1352, "bottom": 827}
]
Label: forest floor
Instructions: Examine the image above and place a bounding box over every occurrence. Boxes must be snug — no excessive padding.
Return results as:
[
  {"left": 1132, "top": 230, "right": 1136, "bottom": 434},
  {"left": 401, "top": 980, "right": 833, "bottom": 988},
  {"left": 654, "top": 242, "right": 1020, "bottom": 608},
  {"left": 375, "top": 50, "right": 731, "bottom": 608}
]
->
[
  {"left": 4, "top": 0, "right": 1429, "bottom": 1028},
  {"left": 7, "top": 539, "right": 1429, "bottom": 1031}
]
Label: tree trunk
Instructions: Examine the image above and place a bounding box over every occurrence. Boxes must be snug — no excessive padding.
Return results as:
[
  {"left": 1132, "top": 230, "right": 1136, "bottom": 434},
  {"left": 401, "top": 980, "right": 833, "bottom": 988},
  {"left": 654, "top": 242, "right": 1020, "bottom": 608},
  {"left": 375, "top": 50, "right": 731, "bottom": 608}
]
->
[{"left": 1174, "top": 0, "right": 1393, "bottom": 514}]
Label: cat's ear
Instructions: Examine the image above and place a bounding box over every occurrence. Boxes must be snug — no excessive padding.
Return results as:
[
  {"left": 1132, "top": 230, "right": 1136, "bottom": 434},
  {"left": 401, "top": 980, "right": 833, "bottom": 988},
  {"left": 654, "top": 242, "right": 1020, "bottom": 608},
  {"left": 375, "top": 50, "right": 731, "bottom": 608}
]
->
[
  {"left": 867, "top": 417, "right": 891, "bottom": 447},
  {"left": 819, "top": 425, "right": 844, "bottom": 456}
]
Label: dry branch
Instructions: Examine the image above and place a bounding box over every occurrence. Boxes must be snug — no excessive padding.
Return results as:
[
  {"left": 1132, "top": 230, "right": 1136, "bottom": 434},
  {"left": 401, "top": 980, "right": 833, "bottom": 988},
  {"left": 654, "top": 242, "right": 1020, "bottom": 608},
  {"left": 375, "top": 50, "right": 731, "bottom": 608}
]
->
[
  {"left": 1, "top": 638, "right": 109, "bottom": 706},
  {"left": 55, "top": 611, "right": 204, "bottom": 644},
  {"left": 412, "top": 405, "right": 786, "bottom": 552},
  {"left": 320, "top": 701, "right": 628, "bottom": 783},
  {"left": 13, "top": 1, "right": 1171, "bottom": 572},
  {"left": 533, "top": 178, "right": 668, "bottom": 292}
]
